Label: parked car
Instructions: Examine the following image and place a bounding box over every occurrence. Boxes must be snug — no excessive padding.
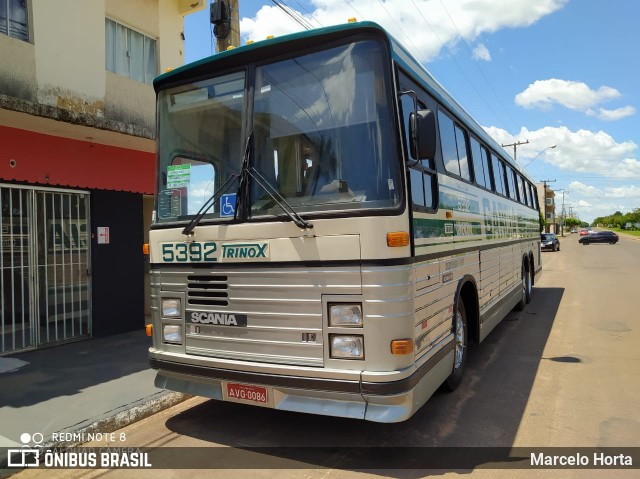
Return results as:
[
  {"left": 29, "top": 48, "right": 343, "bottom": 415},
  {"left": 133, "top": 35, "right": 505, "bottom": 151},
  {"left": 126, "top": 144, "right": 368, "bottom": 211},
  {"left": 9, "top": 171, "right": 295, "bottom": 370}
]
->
[
  {"left": 578, "top": 231, "right": 619, "bottom": 245},
  {"left": 541, "top": 233, "right": 560, "bottom": 251},
  {"left": 570, "top": 228, "right": 578, "bottom": 234}
]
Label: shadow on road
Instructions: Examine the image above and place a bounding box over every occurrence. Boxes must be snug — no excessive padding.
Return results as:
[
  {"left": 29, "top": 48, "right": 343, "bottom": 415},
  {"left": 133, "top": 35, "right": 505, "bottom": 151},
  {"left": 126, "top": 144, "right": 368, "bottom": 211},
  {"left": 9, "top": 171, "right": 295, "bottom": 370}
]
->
[{"left": 165, "top": 287, "right": 564, "bottom": 475}]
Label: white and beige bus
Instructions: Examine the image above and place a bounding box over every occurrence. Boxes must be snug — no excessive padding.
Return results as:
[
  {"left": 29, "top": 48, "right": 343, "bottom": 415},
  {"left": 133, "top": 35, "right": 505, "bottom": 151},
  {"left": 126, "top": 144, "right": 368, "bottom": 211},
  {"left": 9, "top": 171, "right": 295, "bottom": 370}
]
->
[{"left": 148, "top": 21, "right": 541, "bottom": 423}]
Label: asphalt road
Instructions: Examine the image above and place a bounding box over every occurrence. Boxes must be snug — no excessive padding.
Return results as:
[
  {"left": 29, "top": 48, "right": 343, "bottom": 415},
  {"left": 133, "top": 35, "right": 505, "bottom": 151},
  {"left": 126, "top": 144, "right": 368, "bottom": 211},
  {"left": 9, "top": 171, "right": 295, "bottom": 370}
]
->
[{"left": 12, "top": 232, "right": 640, "bottom": 479}]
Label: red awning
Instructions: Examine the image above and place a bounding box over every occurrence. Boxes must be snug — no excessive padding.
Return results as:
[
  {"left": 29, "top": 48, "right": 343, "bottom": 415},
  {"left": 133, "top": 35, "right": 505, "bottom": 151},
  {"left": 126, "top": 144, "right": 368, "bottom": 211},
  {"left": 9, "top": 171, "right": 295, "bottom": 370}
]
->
[{"left": 0, "top": 126, "right": 155, "bottom": 194}]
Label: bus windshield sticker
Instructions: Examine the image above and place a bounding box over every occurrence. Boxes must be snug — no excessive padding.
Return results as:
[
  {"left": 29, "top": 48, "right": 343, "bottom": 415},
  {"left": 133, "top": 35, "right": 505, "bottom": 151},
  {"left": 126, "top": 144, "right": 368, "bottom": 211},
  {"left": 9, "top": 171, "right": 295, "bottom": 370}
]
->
[
  {"left": 220, "top": 193, "right": 237, "bottom": 217},
  {"left": 158, "top": 190, "right": 181, "bottom": 219},
  {"left": 167, "top": 164, "right": 191, "bottom": 189}
]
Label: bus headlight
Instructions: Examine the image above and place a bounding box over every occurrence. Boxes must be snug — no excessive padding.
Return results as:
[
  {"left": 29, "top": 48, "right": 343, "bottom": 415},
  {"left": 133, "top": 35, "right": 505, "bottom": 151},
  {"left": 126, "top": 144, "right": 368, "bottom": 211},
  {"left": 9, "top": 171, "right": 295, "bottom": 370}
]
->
[
  {"left": 330, "top": 335, "right": 364, "bottom": 359},
  {"left": 329, "top": 304, "right": 363, "bottom": 327},
  {"left": 162, "top": 298, "right": 181, "bottom": 318},
  {"left": 163, "top": 324, "right": 182, "bottom": 344}
]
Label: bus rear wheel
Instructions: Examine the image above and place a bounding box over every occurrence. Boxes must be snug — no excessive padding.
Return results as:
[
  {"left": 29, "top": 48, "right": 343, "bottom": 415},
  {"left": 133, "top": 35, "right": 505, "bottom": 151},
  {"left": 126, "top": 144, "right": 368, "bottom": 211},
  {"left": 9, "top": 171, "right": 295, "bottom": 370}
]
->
[
  {"left": 445, "top": 298, "right": 467, "bottom": 391},
  {"left": 515, "top": 262, "right": 531, "bottom": 311}
]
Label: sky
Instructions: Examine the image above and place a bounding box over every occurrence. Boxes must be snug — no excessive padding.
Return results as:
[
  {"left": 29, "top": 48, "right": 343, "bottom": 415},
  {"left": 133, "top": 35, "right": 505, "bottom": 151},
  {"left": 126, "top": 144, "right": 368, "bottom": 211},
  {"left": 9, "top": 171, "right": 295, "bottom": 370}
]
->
[{"left": 183, "top": 0, "right": 640, "bottom": 223}]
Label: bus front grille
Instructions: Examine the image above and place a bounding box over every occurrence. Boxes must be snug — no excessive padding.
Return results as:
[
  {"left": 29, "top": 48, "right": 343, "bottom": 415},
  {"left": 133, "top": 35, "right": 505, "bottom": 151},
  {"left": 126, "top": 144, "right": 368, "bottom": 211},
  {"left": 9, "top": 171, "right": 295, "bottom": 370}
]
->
[{"left": 187, "top": 275, "right": 228, "bottom": 307}]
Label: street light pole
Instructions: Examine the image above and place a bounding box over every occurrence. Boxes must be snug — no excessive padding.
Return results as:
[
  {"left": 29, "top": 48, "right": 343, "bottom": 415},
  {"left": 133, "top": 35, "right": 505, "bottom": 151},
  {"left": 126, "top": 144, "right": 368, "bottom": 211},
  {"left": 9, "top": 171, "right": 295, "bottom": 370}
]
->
[{"left": 525, "top": 145, "right": 557, "bottom": 167}]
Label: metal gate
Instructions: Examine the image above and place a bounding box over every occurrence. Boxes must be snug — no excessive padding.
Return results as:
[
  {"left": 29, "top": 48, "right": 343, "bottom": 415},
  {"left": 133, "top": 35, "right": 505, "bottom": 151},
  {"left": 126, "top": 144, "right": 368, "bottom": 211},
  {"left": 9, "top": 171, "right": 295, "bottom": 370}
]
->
[{"left": 1, "top": 184, "right": 91, "bottom": 355}]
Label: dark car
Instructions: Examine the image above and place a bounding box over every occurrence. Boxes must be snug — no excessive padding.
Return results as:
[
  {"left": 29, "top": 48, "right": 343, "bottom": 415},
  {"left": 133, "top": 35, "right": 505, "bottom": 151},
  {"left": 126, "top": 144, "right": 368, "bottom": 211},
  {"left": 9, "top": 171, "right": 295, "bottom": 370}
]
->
[
  {"left": 578, "top": 231, "right": 619, "bottom": 245},
  {"left": 540, "top": 233, "right": 560, "bottom": 251}
]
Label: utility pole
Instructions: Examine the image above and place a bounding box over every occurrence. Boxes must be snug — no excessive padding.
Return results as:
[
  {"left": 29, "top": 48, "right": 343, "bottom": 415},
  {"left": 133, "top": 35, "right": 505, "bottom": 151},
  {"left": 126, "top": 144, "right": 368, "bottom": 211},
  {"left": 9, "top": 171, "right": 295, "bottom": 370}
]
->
[
  {"left": 502, "top": 139, "right": 529, "bottom": 162},
  {"left": 556, "top": 189, "right": 566, "bottom": 236},
  {"left": 211, "top": 0, "right": 241, "bottom": 53}
]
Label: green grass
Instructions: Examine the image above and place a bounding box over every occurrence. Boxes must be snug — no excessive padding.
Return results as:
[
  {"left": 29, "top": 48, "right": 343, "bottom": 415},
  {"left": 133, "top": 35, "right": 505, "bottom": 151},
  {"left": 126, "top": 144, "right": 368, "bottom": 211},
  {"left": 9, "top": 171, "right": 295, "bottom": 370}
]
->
[{"left": 611, "top": 227, "right": 640, "bottom": 237}]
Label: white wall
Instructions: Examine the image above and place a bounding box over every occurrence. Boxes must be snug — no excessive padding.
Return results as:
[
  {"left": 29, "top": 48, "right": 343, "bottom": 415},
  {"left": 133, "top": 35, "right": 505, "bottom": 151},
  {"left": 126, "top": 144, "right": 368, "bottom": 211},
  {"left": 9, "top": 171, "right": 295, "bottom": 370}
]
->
[{"left": 32, "top": 0, "right": 106, "bottom": 115}]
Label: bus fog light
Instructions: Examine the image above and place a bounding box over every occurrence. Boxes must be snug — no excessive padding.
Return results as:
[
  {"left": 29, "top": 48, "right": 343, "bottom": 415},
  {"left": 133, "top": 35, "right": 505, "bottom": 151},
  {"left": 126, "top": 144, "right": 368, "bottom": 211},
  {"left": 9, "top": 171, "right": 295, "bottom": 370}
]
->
[
  {"left": 162, "top": 298, "right": 181, "bottom": 318},
  {"left": 163, "top": 325, "right": 182, "bottom": 344},
  {"left": 329, "top": 304, "right": 363, "bottom": 327},
  {"left": 330, "top": 335, "right": 364, "bottom": 359}
]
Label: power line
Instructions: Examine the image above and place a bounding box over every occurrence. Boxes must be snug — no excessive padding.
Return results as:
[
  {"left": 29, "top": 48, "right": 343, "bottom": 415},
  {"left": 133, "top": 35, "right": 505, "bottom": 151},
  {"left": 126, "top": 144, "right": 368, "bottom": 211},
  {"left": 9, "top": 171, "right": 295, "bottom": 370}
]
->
[
  {"left": 406, "top": 0, "right": 512, "bottom": 133},
  {"left": 281, "top": 0, "right": 323, "bottom": 28},
  {"left": 436, "top": 0, "right": 519, "bottom": 133},
  {"left": 269, "top": 0, "right": 313, "bottom": 30},
  {"left": 344, "top": 0, "right": 366, "bottom": 23}
]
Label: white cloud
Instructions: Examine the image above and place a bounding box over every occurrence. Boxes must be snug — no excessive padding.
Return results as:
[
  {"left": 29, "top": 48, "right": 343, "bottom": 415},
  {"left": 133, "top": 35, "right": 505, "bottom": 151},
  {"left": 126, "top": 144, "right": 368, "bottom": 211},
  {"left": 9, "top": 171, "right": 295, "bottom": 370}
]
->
[
  {"left": 587, "top": 106, "right": 636, "bottom": 121},
  {"left": 570, "top": 181, "right": 640, "bottom": 200},
  {"left": 240, "top": 0, "right": 567, "bottom": 63},
  {"left": 567, "top": 181, "right": 640, "bottom": 222},
  {"left": 240, "top": 5, "right": 310, "bottom": 39},
  {"left": 515, "top": 79, "right": 635, "bottom": 121},
  {"left": 483, "top": 125, "right": 640, "bottom": 178},
  {"left": 515, "top": 79, "right": 620, "bottom": 111},
  {"left": 472, "top": 43, "right": 491, "bottom": 61},
  {"left": 483, "top": 125, "right": 640, "bottom": 222}
]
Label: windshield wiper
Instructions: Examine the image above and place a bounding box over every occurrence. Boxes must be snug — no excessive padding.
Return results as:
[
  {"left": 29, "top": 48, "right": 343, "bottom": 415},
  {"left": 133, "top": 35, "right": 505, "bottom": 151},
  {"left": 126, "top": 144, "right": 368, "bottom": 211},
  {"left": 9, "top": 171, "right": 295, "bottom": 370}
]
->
[
  {"left": 181, "top": 174, "right": 239, "bottom": 236},
  {"left": 237, "top": 132, "right": 313, "bottom": 230},
  {"left": 248, "top": 167, "right": 313, "bottom": 230},
  {"left": 183, "top": 132, "right": 313, "bottom": 235}
]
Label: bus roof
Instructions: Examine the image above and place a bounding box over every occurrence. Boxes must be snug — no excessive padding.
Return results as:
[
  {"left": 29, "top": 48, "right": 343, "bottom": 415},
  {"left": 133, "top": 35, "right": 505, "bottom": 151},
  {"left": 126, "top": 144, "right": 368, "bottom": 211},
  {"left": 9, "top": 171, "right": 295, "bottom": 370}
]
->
[{"left": 154, "top": 20, "right": 530, "bottom": 180}]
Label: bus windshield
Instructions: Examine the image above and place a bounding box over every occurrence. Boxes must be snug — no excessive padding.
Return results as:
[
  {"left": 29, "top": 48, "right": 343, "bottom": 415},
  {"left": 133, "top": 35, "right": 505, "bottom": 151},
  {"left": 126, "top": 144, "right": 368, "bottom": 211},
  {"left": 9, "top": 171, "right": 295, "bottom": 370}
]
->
[{"left": 155, "top": 39, "right": 401, "bottom": 224}]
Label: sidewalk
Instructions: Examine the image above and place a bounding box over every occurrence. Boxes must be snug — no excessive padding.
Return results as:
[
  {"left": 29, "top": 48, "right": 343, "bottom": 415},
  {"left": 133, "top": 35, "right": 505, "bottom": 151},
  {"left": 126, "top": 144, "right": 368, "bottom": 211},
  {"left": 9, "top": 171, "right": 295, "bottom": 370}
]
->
[{"left": 0, "top": 331, "right": 187, "bottom": 453}]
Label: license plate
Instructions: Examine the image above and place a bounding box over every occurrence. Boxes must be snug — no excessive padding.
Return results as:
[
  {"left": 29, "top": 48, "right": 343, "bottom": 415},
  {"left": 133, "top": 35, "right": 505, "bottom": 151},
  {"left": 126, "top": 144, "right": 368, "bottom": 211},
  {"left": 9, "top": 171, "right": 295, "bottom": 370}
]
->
[{"left": 225, "top": 383, "right": 269, "bottom": 405}]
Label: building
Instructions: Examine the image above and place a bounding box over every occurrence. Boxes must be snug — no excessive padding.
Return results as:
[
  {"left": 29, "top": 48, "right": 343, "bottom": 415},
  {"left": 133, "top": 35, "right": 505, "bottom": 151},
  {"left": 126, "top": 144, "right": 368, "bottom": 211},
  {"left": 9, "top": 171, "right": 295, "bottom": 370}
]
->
[
  {"left": 536, "top": 182, "right": 557, "bottom": 234},
  {"left": 0, "top": 0, "right": 206, "bottom": 355}
]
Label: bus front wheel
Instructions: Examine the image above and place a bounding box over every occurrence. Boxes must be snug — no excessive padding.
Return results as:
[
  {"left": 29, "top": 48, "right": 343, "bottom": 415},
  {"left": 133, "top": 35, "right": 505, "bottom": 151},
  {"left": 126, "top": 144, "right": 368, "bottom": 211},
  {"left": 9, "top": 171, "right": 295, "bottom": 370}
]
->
[{"left": 445, "top": 298, "right": 467, "bottom": 391}]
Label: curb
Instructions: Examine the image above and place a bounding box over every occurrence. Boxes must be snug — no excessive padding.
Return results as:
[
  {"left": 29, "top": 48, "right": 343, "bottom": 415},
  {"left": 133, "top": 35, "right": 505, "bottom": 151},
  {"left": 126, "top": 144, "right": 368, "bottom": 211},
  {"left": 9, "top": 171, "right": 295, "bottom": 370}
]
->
[{"left": 48, "top": 391, "right": 192, "bottom": 448}]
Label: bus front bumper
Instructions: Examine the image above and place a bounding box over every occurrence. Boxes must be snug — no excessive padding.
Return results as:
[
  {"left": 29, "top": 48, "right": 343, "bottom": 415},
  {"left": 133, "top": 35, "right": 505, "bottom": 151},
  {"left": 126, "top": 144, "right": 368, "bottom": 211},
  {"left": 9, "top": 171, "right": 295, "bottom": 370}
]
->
[{"left": 149, "top": 341, "right": 454, "bottom": 423}]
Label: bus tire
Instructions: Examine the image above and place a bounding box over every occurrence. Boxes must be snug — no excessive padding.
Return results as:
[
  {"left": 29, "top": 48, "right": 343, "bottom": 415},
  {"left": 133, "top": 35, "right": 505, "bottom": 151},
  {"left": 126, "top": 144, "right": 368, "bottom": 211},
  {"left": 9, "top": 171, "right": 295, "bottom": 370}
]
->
[
  {"left": 445, "top": 298, "right": 467, "bottom": 391},
  {"left": 515, "top": 262, "right": 530, "bottom": 311},
  {"left": 525, "top": 260, "right": 533, "bottom": 304}
]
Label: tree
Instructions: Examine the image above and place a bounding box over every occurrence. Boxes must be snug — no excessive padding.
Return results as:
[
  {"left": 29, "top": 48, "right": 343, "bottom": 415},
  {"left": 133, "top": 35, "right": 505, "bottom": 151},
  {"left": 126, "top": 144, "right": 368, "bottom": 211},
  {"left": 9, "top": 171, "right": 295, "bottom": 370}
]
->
[
  {"left": 592, "top": 208, "right": 640, "bottom": 229},
  {"left": 564, "top": 217, "right": 581, "bottom": 228}
]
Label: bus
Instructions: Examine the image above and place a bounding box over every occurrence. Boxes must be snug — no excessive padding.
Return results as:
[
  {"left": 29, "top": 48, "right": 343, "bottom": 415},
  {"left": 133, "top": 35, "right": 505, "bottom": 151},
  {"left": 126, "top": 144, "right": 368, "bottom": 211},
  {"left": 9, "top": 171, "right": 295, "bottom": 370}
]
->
[{"left": 148, "top": 21, "right": 541, "bottom": 423}]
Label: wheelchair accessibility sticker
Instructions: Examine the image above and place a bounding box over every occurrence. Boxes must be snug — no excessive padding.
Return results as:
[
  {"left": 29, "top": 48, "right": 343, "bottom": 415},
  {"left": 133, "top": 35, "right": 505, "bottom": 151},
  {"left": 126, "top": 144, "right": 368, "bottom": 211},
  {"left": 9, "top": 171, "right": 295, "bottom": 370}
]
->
[{"left": 220, "top": 193, "right": 237, "bottom": 217}]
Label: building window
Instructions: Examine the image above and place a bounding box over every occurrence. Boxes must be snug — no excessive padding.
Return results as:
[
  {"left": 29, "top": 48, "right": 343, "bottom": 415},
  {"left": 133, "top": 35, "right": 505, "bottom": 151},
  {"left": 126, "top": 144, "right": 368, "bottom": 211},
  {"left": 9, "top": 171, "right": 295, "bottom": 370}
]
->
[
  {"left": 105, "top": 18, "right": 157, "bottom": 84},
  {"left": 0, "top": 0, "right": 29, "bottom": 42},
  {"left": 545, "top": 197, "right": 553, "bottom": 206}
]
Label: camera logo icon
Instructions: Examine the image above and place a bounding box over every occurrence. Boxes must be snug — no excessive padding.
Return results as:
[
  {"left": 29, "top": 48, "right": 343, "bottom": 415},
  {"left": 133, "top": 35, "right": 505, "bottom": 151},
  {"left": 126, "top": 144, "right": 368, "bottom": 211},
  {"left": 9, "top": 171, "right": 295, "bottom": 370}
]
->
[{"left": 7, "top": 432, "right": 44, "bottom": 468}]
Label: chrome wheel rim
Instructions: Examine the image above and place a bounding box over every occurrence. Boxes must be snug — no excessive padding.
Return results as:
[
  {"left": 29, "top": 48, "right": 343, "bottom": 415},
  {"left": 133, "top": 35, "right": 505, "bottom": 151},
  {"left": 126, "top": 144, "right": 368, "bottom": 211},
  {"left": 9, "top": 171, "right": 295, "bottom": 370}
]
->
[{"left": 453, "top": 309, "right": 465, "bottom": 369}]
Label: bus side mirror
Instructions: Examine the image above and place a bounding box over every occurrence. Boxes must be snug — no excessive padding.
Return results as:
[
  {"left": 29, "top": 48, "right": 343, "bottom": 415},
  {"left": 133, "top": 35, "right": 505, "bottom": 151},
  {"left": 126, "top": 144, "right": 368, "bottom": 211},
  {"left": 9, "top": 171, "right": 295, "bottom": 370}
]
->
[{"left": 410, "top": 109, "right": 436, "bottom": 160}]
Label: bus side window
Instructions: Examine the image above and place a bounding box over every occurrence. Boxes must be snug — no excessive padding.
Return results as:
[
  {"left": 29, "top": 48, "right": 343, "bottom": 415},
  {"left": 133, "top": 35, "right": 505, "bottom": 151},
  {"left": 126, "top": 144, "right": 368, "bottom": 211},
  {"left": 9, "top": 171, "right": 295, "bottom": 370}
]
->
[
  {"left": 490, "top": 153, "right": 505, "bottom": 196},
  {"left": 455, "top": 126, "right": 471, "bottom": 181},
  {"left": 518, "top": 175, "right": 528, "bottom": 206},
  {"left": 506, "top": 166, "right": 518, "bottom": 201},
  {"left": 401, "top": 94, "right": 436, "bottom": 210},
  {"left": 470, "top": 137, "right": 486, "bottom": 188},
  {"left": 437, "top": 110, "right": 471, "bottom": 182},
  {"left": 481, "top": 145, "right": 492, "bottom": 190},
  {"left": 530, "top": 183, "right": 539, "bottom": 210}
]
